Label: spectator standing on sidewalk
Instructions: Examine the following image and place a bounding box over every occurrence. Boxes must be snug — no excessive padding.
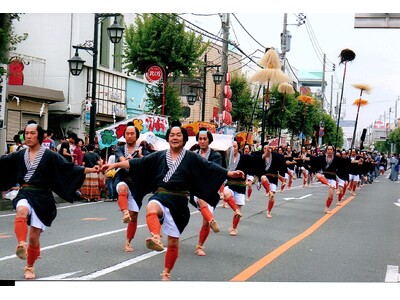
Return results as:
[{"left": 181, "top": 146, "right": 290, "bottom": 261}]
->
[
  {"left": 389, "top": 153, "right": 399, "bottom": 181},
  {"left": 81, "top": 144, "right": 103, "bottom": 201}
]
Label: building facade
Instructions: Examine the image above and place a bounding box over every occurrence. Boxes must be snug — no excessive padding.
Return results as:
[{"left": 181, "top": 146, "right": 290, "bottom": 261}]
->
[{"left": 4, "top": 13, "right": 148, "bottom": 149}]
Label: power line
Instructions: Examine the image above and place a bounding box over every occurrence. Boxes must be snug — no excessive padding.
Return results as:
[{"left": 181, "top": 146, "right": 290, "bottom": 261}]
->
[{"left": 231, "top": 13, "right": 265, "bottom": 50}]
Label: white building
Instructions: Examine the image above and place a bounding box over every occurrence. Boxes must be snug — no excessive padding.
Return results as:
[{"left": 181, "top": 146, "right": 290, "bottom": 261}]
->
[{"left": 3, "top": 13, "right": 147, "bottom": 149}]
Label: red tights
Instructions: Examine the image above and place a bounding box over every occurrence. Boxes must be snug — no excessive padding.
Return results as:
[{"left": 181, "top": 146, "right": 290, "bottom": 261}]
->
[
  {"left": 146, "top": 212, "right": 161, "bottom": 236},
  {"left": 165, "top": 242, "right": 179, "bottom": 270}
]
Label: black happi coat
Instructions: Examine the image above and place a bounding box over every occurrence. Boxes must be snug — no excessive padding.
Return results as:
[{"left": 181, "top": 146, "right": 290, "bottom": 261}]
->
[
  {"left": 284, "top": 151, "right": 296, "bottom": 171},
  {"left": 127, "top": 150, "right": 228, "bottom": 233},
  {"left": 114, "top": 144, "right": 149, "bottom": 209},
  {"left": 257, "top": 152, "right": 286, "bottom": 185},
  {"left": 189, "top": 148, "right": 223, "bottom": 209},
  {"left": 349, "top": 155, "right": 363, "bottom": 176},
  {"left": 226, "top": 153, "right": 258, "bottom": 194},
  {"left": 336, "top": 156, "right": 350, "bottom": 182},
  {"left": 310, "top": 155, "right": 346, "bottom": 180},
  {"left": 0, "top": 149, "right": 86, "bottom": 226}
]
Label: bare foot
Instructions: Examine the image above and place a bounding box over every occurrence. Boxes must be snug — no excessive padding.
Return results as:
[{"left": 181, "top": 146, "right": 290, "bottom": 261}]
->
[{"left": 124, "top": 241, "right": 134, "bottom": 252}]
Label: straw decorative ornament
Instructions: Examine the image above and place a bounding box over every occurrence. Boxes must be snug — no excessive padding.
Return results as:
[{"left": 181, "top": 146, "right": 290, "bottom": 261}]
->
[
  {"left": 352, "top": 83, "right": 372, "bottom": 97},
  {"left": 335, "top": 48, "right": 356, "bottom": 148},
  {"left": 249, "top": 48, "right": 289, "bottom": 144},
  {"left": 352, "top": 98, "right": 368, "bottom": 107},
  {"left": 278, "top": 82, "right": 295, "bottom": 111},
  {"left": 278, "top": 82, "right": 295, "bottom": 95},
  {"left": 249, "top": 48, "right": 289, "bottom": 86},
  {"left": 297, "top": 95, "right": 315, "bottom": 105},
  {"left": 339, "top": 48, "right": 356, "bottom": 64},
  {"left": 351, "top": 83, "right": 372, "bottom": 149}
]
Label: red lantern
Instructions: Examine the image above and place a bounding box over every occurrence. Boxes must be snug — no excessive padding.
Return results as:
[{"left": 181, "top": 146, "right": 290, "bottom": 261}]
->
[
  {"left": 222, "top": 111, "right": 232, "bottom": 125},
  {"left": 223, "top": 98, "right": 232, "bottom": 112},
  {"left": 224, "top": 85, "right": 232, "bottom": 99},
  {"left": 226, "top": 72, "right": 231, "bottom": 85}
]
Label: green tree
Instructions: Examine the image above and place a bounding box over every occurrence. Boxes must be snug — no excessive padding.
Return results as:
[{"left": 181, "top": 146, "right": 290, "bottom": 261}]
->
[
  {"left": 230, "top": 73, "right": 254, "bottom": 132},
  {"left": 0, "top": 13, "right": 28, "bottom": 75},
  {"left": 144, "top": 83, "right": 182, "bottom": 122},
  {"left": 374, "top": 141, "right": 390, "bottom": 154},
  {"left": 319, "top": 113, "right": 343, "bottom": 148},
  {"left": 388, "top": 128, "right": 400, "bottom": 153},
  {"left": 262, "top": 88, "right": 343, "bottom": 148},
  {"left": 123, "top": 13, "right": 208, "bottom": 122}
]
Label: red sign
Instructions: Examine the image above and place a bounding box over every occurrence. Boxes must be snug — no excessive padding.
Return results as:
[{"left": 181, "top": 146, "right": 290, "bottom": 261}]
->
[
  {"left": 8, "top": 58, "right": 24, "bottom": 85},
  {"left": 146, "top": 65, "right": 163, "bottom": 82}
]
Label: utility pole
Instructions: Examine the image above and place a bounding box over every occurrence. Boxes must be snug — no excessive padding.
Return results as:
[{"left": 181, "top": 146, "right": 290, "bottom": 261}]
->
[
  {"left": 281, "top": 13, "right": 288, "bottom": 72},
  {"left": 219, "top": 13, "right": 230, "bottom": 122},
  {"left": 395, "top": 96, "right": 399, "bottom": 128},
  {"left": 384, "top": 111, "right": 387, "bottom": 140},
  {"left": 321, "top": 53, "right": 326, "bottom": 110},
  {"left": 329, "top": 74, "right": 333, "bottom": 117}
]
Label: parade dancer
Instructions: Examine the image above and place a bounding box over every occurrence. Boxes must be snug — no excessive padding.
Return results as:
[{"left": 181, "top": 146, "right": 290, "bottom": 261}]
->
[
  {"left": 0, "top": 123, "right": 99, "bottom": 280},
  {"left": 311, "top": 145, "right": 345, "bottom": 213},
  {"left": 102, "top": 121, "right": 244, "bottom": 280},
  {"left": 284, "top": 145, "right": 297, "bottom": 190},
  {"left": 336, "top": 150, "right": 350, "bottom": 206},
  {"left": 277, "top": 146, "right": 288, "bottom": 192},
  {"left": 222, "top": 140, "right": 257, "bottom": 235},
  {"left": 190, "top": 128, "right": 222, "bottom": 256},
  {"left": 294, "top": 146, "right": 311, "bottom": 188},
  {"left": 259, "top": 144, "right": 286, "bottom": 218},
  {"left": 114, "top": 123, "right": 152, "bottom": 252},
  {"left": 243, "top": 144, "right": 254, "bottom": 201},
  {"left": 348, "top": 149, "right": 363, "bottom": 196}
]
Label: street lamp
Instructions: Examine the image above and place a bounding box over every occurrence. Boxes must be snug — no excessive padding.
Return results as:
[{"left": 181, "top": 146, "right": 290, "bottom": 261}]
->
[
  {"left": 185, "top": 54, "right": 222, "bottom": 121},
  {"left": 186, "top": 88, "right": 197, "bottom": 105},
  {"left": 68, "top": 13, "right": 124, "bottom": 145}
]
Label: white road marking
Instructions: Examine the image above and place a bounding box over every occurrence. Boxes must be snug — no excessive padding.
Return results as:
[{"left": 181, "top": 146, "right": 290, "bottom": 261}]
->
[
  {"left": 38, "top": 270, "right": 83, "bottom": 280},
  {"left": 69, "top": 250, "right": 165, "bottom": 280},
  {"left": 0, "top": 209, "right": 200, "bottom": 262},
  {"left": 385, "top": 265, "right": 400, "bottom": 282},
  {"left": 283, "top": 194, "right": 312, "bottom": 201},
  {"left": 0, "top": 227, "right": 132, "bottom": 262}
]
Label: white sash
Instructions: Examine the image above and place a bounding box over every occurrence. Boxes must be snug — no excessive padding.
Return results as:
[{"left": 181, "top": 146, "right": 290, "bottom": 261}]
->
[
  {"left": 163, "top": 148, "right": 186, "bottom": 183},
  {"left": 24, "top": 146, "right": 46, "bottom": 182}
]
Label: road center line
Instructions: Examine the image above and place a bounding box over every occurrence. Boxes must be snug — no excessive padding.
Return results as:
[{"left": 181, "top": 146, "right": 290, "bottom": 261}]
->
[{"left": 230, "top": 195, "right": 355, "bottom": 281}]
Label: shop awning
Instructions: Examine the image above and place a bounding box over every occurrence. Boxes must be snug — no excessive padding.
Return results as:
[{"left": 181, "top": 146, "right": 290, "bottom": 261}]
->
[{"left": 7, "top": 84, "right": 65, "bottom": 103}]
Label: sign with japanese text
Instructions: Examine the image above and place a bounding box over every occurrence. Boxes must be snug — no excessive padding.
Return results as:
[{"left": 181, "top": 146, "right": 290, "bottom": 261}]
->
[
  {"left": 95, "top": 114, "right": 169, "bottom": 149},
  {"left": 145, "top": 65, "right": 163, "bottom": 82}
]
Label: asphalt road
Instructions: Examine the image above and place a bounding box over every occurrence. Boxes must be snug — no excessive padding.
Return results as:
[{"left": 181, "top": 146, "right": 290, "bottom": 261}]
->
[{"left": 1, "top": 171, "right": 399, "bottom": 296}]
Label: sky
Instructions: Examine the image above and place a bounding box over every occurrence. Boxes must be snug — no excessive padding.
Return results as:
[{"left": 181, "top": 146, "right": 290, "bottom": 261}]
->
[{"left": 180, "top": 12, "right": 400, "bottom": 142}]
